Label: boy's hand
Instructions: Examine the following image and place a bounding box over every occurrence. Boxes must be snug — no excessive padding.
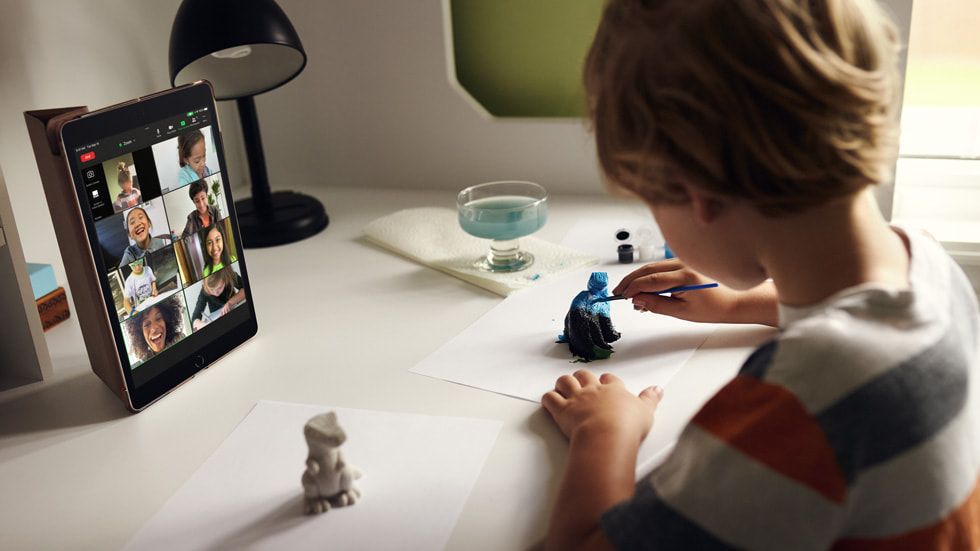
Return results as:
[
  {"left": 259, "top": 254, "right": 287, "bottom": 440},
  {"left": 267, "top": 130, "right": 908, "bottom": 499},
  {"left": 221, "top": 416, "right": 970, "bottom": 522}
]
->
[
  {"left": 542, "top": 371, "right": 662, "bottom": 551},
  {"left": 613, "top": 260, "right": 778, "bottom": 326},
  {"left": 542, "top": 370, "right": 662, "bottom": 444}
]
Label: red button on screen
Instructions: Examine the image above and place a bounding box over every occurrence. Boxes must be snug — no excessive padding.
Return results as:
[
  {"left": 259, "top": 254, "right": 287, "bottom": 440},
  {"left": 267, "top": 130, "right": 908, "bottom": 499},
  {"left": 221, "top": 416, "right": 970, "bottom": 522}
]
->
[{"left": 80, "top": 151, "right": 96, "bottom": 163}]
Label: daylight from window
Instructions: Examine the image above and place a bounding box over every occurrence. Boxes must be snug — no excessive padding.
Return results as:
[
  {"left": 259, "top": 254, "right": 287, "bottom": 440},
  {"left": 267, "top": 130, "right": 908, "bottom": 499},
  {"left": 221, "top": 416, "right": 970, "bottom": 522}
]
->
[
  {"left": 894, "top": 0, "right": 980, "bottom": 250},
  {"left": 900, "top": 0, "right": 980, "bottom": 158}
]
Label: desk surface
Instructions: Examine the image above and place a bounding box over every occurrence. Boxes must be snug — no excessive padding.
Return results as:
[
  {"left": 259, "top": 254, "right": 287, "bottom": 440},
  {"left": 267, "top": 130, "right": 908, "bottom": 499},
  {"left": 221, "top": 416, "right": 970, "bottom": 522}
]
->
[{"left": 0, "top": 186, "right": 773, "bottom": 550}]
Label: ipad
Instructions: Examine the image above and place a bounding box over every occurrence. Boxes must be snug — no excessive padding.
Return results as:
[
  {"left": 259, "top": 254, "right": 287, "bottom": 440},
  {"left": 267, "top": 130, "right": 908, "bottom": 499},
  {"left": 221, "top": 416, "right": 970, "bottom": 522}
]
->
[{"left": 60, "top": 82, "right": 257, "bottom": 410}]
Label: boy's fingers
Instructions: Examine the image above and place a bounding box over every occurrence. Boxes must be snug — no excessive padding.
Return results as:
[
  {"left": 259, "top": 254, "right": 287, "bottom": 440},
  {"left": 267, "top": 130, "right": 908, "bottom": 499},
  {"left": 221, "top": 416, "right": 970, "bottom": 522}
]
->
[
  {"left": 541, "top": 391, "right": 566, "bottom": 414},
  {"left": 613, "top": 260, "right": 682, "bottom": 295},
  {"left": 598, "top": 372, "right": 624, "bottom": 386},
  {"left": 613, "top": 261, "right": 672, "bottom": 294},
  {"left": 623, "top": 269, "right": 700, "bottom": 298},
  {"left": 632, "top": 293, "right": 688, "bottom": 317},
  {"left": 572, "top": 369, "right": 599, "bottom": 387},
  {"left": 555, "top": 374, "right": 582, "bottom": 397},
  {"left": 639, "top": 385, "right": 664, "bottom": 406}
]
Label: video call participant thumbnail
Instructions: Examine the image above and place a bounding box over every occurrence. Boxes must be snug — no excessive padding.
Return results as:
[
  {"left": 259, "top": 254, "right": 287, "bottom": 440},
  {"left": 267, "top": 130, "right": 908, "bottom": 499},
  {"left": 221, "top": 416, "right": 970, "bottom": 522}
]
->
[
  {"left": 119, "top": 203, "right": 172, "bottom": 269},
  {"left": 181, "top": 179, "right": 221, "bottom": 238},
  {"left": 112, "top": 161, "right": 142, "bottom": 212},
  {"left": 123, "top": 293, "right": 189, "bottom": 367},
  {"left": 201, "top": 221, "right": 237, "bottom": 278},
  {"left": 190, "top": 265, "right": 245, "bottom": 330},
  {"left": 122, "top": 257, "right": 157, "bottom": 318},
  {"left": 102, "top": 148, "right": 163, "bottom": 216},
  {"left": 154, "top": 125, "right": 218, "bottom": 195},
  {"left": 177, "top": 129, "right": 214, "bottom": 187}
]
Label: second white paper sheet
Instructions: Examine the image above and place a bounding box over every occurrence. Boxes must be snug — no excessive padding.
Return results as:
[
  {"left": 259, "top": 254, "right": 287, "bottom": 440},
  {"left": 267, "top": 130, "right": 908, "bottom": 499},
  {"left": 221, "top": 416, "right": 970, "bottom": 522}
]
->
[
  {"left": 125, "top": 401, "right": 501, "bottom": 551},
  {"left": 410, "top": 218, "right": 717, "bottom": 402}
]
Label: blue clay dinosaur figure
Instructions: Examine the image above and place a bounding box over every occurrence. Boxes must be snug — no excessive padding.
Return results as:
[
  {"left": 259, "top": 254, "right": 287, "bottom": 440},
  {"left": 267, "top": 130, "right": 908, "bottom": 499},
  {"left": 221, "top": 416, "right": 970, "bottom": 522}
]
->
[{"left": 557, "top": 272, "right": 621, "bottom": 361}]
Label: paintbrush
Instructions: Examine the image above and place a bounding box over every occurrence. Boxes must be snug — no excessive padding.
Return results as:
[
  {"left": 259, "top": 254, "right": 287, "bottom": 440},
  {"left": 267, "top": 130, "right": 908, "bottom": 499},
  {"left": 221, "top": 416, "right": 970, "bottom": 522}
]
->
[{"left": 591, "top": 282, "right": 719, "bottom": 303}]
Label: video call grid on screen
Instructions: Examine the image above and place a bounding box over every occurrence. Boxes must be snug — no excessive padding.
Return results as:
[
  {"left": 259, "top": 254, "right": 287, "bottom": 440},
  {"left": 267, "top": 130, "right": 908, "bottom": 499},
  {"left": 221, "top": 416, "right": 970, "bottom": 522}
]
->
[{"left": 77, "top": 120, "right": 248, "bottom": 371}]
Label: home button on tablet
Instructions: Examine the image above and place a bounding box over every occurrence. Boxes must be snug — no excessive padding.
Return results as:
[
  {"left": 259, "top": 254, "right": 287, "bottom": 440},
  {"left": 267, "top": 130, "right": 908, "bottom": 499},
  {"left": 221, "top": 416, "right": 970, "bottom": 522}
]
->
[{"left": 194, "top": 354, "right": 206, "bottom": 369}]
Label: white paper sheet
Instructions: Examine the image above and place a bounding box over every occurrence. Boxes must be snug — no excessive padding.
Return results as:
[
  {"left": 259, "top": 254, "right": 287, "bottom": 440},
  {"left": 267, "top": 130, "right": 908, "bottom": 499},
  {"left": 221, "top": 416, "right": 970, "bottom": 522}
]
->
[
  {"left": 125, "top": 401, "right": 502, "bottom": 551},
  {"left": 410, "top": 219, "right": 717, "bottom": 402}
]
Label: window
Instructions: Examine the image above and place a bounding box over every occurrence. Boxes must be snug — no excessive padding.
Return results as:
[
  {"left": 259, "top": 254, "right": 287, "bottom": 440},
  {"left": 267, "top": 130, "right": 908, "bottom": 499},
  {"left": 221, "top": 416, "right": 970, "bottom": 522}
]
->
[
  {"left": 898, "top": 0, "right": 980, "bottom": 158},
  {"left": 892, "top": 0, "right": 980, "bottom": 289}
]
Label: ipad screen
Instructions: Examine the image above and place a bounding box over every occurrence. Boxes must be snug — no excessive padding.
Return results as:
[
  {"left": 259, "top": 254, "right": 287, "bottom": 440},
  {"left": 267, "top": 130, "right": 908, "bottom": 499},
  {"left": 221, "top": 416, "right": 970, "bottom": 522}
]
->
[{"left": 71, "top": 106, "right": 250, "bottom": 388}]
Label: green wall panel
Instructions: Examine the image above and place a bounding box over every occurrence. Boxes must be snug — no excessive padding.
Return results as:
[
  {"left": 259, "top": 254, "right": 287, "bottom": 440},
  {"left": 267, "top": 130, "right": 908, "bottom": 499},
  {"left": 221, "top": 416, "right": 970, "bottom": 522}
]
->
[{"left": 450, "top": 0, "right": 604, "bottom": 118}]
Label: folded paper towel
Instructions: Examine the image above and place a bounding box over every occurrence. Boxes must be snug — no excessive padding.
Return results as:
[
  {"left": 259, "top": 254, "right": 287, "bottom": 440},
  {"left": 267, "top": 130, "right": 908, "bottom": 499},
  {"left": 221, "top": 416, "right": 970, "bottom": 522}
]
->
[{"left": 364, "top": 207, "right": 598, "bottom": 296}]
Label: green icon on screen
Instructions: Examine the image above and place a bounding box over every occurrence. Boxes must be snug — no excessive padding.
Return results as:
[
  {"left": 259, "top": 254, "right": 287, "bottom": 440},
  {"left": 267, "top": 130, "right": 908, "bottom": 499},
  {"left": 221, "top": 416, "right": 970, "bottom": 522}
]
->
[
  {"left": 180, "top": 120, "right": 186, "bottom": 126},
  {"left": 187, "top": 111, "right": 194, "bottom": 117}
]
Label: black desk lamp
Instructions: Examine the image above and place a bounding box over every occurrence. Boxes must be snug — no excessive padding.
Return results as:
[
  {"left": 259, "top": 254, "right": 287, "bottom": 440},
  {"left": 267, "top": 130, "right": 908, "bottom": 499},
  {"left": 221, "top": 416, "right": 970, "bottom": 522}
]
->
[{"left": 169, "top": 0, "right": 328, "bottom": 248}]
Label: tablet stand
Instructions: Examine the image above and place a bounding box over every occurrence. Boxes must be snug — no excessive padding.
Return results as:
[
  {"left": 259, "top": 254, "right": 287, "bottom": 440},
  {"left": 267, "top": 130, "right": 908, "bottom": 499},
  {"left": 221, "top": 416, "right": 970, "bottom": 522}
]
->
[{"left": 25, "top": 108, "right": 131, "bottom": 410}]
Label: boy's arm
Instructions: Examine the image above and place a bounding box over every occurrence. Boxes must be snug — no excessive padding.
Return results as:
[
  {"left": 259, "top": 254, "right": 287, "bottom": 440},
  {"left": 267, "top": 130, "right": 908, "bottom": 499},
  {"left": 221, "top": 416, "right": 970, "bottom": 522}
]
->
[
  {"left": 542, "top": 370, "right": 662, "bottom": 551},
  {"left": 545, "top": 426, "right": 639, "bottom": 551},
  {"left": 729, "top": 280, "right": 778, "bottom": 326},
  {"left": 615, "top": 260, "right": 778, "bottom": 326}
]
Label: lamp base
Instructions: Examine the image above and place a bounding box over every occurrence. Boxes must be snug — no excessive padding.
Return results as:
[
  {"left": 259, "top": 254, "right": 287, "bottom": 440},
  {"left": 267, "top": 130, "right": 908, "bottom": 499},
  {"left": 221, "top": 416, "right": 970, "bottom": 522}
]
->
[{"left": 235, "top": 191, "right": 329, "bottom": 248}]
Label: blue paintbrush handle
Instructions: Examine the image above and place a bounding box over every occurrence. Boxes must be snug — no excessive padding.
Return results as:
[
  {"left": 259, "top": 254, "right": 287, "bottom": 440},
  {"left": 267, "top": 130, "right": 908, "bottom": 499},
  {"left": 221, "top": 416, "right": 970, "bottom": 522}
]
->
[
  {"left": 661, "top": 282, "right": 719, "bottom": 293},
  {"left": 593, "top": 282, "right": 718, "bottom": 303}
]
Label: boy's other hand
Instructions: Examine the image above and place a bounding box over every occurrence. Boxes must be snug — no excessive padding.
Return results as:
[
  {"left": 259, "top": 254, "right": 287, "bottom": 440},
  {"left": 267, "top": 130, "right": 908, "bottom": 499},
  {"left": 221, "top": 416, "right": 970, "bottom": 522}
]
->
[
  {"left": 542, "top": 370, "right": 661, "bottom": 445},
  {"left": 614, "top": 260, "right": 778, "bottom": 326}
]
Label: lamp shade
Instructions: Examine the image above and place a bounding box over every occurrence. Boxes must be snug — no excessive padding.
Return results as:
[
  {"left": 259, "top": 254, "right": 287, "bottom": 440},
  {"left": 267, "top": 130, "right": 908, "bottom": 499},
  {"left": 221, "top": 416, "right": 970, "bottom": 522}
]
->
[{"left": 169, "top": 0, "right": 307, "bottom": 100}]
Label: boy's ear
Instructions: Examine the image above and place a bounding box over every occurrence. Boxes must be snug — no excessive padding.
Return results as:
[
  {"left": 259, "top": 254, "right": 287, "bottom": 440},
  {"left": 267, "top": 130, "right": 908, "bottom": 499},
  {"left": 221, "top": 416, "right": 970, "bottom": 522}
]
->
[{"left": 688, "top": 187, "right": 726, "bottom": 224}]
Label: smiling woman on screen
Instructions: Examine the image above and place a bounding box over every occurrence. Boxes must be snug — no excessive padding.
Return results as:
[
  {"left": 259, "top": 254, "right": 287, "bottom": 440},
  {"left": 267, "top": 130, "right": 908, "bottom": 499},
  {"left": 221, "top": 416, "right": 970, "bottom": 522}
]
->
[{"left": 125, "top": 295, "right": 186, "bottom": 362}]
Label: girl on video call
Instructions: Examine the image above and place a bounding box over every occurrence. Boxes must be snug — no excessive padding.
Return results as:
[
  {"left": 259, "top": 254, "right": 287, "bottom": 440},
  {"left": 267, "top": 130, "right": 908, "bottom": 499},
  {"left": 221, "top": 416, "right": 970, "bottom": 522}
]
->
[
  {"left": 181, "top": 179, "right": 221, "bottom": 238},
  {"left": 176, "top": 129, "right": 213, "bottom": 186},
  {"left": 118, "top": 206, "right": 172, "bottom": 268},
  {"left": 191, "top": 267, "right": 245, "bottom": 330},
  {"left": 112, "top": 161, "right": 141, "bottom": 211},
  {"left": 125, "top": 295, "right": 186, "bottom": 363},
  {"left": 200, "top": 223, "right": 236, "bottom": 278}
]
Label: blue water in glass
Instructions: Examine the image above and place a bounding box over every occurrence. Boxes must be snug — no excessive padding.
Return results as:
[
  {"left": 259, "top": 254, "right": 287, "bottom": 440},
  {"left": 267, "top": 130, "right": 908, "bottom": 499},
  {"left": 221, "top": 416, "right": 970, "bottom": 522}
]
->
[{"left": 459, "top": 195, "right": 547, "bottom": 240}]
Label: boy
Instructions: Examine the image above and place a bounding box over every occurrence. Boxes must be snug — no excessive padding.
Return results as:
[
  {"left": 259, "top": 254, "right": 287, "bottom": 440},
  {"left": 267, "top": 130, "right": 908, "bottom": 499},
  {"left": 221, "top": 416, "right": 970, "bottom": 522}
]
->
[
  {"left": 122, "top": 257, "right": 157, "bottom": 317},
  {"left": 541, "top": 0, "right": 980, "bottom": 549},
  {"left": 181, "top": 179, "right": 221, "bottom": 238}
]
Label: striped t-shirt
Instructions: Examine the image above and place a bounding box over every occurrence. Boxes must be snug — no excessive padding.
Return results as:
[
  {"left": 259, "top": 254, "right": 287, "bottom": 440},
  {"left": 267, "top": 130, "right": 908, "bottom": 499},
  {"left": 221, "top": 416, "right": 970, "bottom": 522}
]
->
[{"left": 602, "top": 228, "right": 980, "bottom": 550}]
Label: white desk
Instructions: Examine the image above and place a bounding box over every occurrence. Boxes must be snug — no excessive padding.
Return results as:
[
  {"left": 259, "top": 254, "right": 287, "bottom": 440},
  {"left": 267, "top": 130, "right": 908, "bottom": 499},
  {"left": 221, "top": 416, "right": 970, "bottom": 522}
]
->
[{"left": 0, "top": 186, "right": 774, "bottom": 550}]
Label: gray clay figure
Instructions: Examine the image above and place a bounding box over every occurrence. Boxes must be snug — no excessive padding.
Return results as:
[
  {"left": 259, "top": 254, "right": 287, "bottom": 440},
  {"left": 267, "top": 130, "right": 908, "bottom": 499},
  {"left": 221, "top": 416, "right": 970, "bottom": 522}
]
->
[
  {"left": 557, "top": 271, "right": 621, "bottom": 361},
  {"left": 301, "top": 411, "right": 363, "bottom": 514}
]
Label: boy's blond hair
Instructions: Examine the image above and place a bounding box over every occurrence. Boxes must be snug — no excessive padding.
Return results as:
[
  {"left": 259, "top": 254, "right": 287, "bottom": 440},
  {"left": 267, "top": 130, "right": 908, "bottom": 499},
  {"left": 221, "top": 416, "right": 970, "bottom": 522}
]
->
[{"left": 586, "top": 0, "right": 902, "bottom": 215}]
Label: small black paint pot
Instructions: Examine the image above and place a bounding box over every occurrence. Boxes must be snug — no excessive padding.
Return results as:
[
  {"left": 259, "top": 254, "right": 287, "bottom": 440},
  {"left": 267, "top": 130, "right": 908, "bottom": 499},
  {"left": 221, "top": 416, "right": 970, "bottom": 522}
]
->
[{"left": 617, "top": 244, "right": 635, "bottom": 263}]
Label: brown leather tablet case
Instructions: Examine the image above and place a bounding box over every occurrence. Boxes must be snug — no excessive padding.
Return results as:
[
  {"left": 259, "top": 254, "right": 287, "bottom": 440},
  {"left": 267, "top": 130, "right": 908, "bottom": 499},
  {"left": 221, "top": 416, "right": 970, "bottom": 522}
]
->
[{"left": 25, "top": 107, "right": 132, "bottom": 410}]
